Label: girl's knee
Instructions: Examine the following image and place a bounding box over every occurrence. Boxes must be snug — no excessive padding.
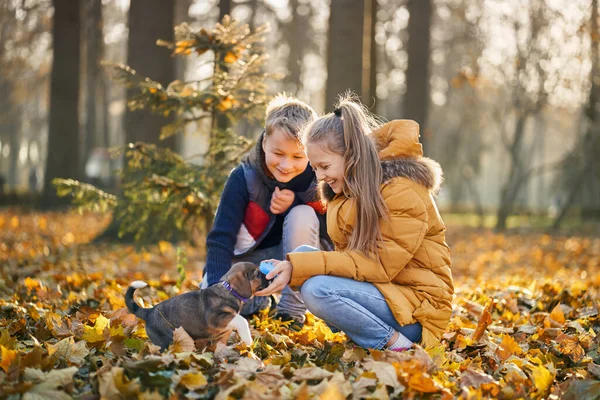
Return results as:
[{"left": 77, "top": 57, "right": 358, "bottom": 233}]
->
[{"left": 300, "top": 276, "right": 329, "bottom": 307}]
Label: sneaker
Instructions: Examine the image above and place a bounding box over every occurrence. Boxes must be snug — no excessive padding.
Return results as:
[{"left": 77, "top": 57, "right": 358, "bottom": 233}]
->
[
  {"left": 274, "top": 313, "right": 305, "bottom": 332},
  {"left": 242, "top": 295, "right": 278, "bottom": 320}
]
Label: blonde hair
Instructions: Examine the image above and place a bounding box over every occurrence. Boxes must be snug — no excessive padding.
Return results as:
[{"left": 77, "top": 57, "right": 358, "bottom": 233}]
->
[
  {"left": 265, "top": 93, "right": 318, "bottom": 140},
  {"left": 303, "top": 92, "right": 388, "bottom": 257}
]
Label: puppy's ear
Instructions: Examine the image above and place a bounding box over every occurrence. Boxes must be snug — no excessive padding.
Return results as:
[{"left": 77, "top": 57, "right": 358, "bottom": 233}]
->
[
  {"left": 245, "top": 264, "right": 259, "bottom": 282},
  {"left": 228, "top": 266, "right": 253, "bottom": 299}
]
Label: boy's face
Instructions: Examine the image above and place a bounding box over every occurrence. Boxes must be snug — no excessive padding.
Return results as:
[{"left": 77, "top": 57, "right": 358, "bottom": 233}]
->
[{"left": 262, "top": 128, "right": 308, "bottom": 183}]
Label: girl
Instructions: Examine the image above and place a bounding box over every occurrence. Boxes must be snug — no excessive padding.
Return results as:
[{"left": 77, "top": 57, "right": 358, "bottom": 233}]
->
[{"left": 256, "top": 94, "right": 454, "bottom": 350}]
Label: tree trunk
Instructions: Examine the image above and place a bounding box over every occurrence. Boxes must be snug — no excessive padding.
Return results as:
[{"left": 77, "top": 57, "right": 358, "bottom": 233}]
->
[
  {"left": 495, "top": 114, "right": 528, "bottom": 230},
  {"left": 42, "top": 0, "right": 82, "bottom": 208},
  {"left": 83, "top": 0, "right": 103, "bottom": 175},
  {"left": 404, "top": 0, "right": 432, "bottom": 155},
  {"left": 125, "top": 0, "right": 175, "bottom": 149},
  {"left": 219, "top": 0, "right": 231, "bottom": 21},
  {"left": 367, "top": 0, "right": 378, "bottom": 111},
  {"left": 7, "top": 121, "right": 19, "bottom": 188},
  {"left": 325, "top": 0, "right": 365, "bottom": 108},
  {"left": 553, "top": 0, "right": 600, "bottom": 228},
  {"left": 285, "top": 0, "right": 308, "bottom": 94}
]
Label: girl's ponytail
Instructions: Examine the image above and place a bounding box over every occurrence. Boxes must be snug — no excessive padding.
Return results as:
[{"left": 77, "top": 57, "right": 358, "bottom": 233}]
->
[
  {"left": 303, "top": 92, "right": 387, "bottom": 257},
  {"left": 334, "top": 94, "right": 388, "bottom": 257}
]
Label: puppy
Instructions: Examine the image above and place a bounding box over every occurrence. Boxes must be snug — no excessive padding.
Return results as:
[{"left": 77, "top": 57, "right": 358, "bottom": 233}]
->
[{"left": 125, "top": 262, "right": 270, "bottom": 350}]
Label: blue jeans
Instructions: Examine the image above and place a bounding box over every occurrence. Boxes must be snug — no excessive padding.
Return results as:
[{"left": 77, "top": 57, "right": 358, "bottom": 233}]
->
[{"left": 294, "top": 246, "right": 422, "bottom": 349}]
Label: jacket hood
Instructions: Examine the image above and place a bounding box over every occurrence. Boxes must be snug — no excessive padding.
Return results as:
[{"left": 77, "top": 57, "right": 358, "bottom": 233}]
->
[{"left": 319, "top": 120, "right": 443, "bottom": 201}]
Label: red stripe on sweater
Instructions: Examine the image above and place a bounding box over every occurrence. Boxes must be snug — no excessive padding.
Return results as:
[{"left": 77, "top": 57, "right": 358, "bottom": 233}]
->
[{"left": 243, "top": 202, "right": 270, "bottom": 239}]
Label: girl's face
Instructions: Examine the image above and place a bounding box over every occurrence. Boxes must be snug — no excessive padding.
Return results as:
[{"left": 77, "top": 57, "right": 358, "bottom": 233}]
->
[
  {"left": 306, "top": 141, "right": 345, "bottom": 194},
  {"left": 262, "top": 128, "right": 308, "bottom": 183}
]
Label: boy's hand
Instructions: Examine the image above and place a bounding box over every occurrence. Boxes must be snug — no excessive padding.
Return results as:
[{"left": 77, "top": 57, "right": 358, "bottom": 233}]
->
[
  {"left": 255, "top": 260, "right": 293, "bottom": 296},
  {"left": 270, "top": 187, "right": 295, "bottom": 214}
]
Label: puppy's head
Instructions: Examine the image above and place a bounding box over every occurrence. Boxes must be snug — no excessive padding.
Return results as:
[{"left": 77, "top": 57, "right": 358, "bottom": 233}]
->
[{"left": 224, "top": 262, "right": 269, "bottom": 299}]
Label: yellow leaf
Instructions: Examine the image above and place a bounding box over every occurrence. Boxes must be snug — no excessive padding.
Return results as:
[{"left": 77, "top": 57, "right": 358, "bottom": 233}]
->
[
  {"left": 0, "top": 330, "right": 16, "bottom": 349},
  {"left": 0, "top": 345, "right": 18, "bottom": 373},
  {"left": 319, "top": 383, "right": 345, "bottom": 400},
  {"left": 528, "top": 361, "right": 554, "bottom": 397},
  {"left": 82, "top": 315, "right": 110, "bottom": 343},
  {"left": 62, "top": 232, "right": 75, "bottom": 245},
  {"left": 24, "top": 277, "right": 41, "bottom": 290},
  {"left": 10, "top": 216, "right": 19, "bottom": 229},
  {"left": 179, "top": 371, "right": 207, "bottom": 390},
  {"left": 158, "top": 241, "right": 172, "bottom": 254}
]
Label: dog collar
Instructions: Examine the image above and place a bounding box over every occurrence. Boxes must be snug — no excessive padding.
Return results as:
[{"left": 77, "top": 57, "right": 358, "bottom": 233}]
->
[{"left": 221, "top": 281, "right": 250, "bottom": 303}]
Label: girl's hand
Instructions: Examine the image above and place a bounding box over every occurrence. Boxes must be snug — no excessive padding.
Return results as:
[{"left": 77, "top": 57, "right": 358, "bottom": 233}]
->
[
  {"left": 255, "top": 260, "right": 293, "bottom": 296},
  {"left": 270, "top": 187, "right": 295, "bottom": 214}
]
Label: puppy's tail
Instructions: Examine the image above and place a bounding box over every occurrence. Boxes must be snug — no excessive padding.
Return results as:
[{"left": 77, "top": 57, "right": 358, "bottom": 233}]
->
[{"left": 125, "top": 280, "right": 150, "bottom": 319}]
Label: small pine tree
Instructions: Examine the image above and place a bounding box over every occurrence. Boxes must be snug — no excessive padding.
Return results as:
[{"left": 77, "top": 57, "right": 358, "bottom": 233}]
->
[{"left": 55, "top": 16, "right": 273, "bottom": 245}]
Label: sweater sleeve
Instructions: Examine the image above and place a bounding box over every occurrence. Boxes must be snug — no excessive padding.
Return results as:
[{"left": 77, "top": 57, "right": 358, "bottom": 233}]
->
[
  {"left": 204, "top": 167, "right": 248, "bottom": 285},
  {"left": 287, "top": 182, "right": 428, "bottom": 286}
]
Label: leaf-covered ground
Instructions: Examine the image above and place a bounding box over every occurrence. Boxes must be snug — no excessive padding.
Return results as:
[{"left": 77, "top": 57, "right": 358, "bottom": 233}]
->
[{"left": 0, "top": 210, "right": 598, "bottom": 399}]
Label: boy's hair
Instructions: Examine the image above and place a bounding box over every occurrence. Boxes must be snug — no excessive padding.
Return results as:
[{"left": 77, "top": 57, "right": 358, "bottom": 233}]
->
[
  {"left": 265, "top": 93, "right": 318, "bottom": 140},
  {"left": 303, "top": 92, "right": 387, "bottom": 257}
]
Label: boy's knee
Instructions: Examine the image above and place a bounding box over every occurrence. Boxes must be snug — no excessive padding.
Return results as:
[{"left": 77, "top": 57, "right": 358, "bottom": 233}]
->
[
  {"left": 291, "top": 244, "right": 319, "bottom": 253},
  {"left": 285, "top": 204, "right": 318, "bottom": 226}
]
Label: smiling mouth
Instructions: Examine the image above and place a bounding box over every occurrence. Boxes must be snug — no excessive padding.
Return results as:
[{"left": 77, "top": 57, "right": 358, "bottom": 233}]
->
[
  {"left": 277, "top": 168, "right": 294, "bottom": 175},
  {"left": 326, "top": 179, "right": 337, "bottom": 186}
]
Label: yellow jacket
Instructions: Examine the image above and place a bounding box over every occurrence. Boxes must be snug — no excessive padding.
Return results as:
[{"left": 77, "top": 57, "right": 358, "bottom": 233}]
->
[{"left": 288, "top": 120, "right": 454, "bottom": 347}]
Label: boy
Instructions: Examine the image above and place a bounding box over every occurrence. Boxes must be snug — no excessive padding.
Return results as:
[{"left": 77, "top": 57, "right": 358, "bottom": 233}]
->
[{"left": 201, "top": 93, "right": 330, "bottom": 329}]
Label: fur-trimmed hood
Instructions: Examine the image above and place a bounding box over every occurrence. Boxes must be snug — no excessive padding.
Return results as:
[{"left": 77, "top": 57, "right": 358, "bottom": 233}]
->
[
  {"left": 381, "top": 157, "right": 443, "bottom": 193},
  {"left": 319, "top": 120, "right": 444, "bottom": 202}
]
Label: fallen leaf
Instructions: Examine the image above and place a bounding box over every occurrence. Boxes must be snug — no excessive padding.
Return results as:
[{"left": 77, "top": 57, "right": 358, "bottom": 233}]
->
[
  {"left": 178, "top": 371, "right": 207, "bottom": 390},
  {"left": 22, "top": 366, "right": 78, "bottom": 400},
  {"left": 47, "top": 337, "right": 89, "bottom": 366},
  {"left": 472, "top": 300, "right": 494, "bottom": 342},
  {"left": 169, "top": 327, "right": 195, "bottom": 353},
  {"left": 292, "top": 366, "right": 333, "bottom": 382}
]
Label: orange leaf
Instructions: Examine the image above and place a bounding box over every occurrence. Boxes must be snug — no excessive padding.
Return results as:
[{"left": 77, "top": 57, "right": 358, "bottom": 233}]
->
[
  {"left": 558, "top": 336, "right": 585, "bottom": 364},
  {"left": 408, "top": 372, "right": 442, "bottom": 393},
  {"left": 550, "top": 304, "right": 566, "bottom": 324},
  {"left": 223, "top": 51, "right": 239, "bottom": 63},
  {"left": 473, "top": 300, "right": 494, "bottom": 342},
  {"left": 496, "top": 334, "right": 523, "bottom": 360}
]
